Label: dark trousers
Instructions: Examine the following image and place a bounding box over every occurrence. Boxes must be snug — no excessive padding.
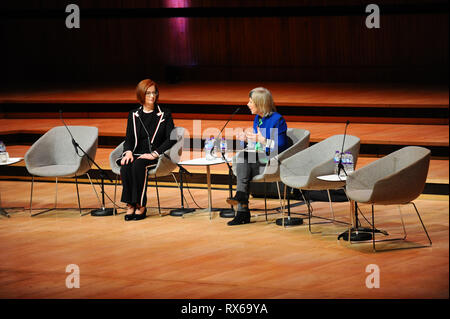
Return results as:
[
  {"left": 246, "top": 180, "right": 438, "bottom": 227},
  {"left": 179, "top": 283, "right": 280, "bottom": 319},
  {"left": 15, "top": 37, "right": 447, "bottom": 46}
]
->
[
  {"left": 235, "top": 151, "right": 267, "bottom": 201},
  {"left": 120, "top": 158, "right": 157, "bottom": 207}
]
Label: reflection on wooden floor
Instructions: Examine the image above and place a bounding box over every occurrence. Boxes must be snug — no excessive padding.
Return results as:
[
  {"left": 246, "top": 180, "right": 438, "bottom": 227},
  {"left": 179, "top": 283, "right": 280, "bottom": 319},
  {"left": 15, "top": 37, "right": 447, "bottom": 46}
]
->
[{"left": 0, "top": 180, "right": 448, "bottom": 299}]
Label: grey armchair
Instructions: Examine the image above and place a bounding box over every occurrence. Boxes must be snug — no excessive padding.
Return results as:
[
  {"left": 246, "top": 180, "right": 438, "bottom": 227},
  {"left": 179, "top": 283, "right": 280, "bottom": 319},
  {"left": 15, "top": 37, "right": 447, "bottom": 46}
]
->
[
  {"left": 346, "top": 146, "right": 432, "bottom": 251},
  {"left": 109, "top": 127, "right": 185, "bottom": 215},
  {"left": 25, "top": 126, "right": 98, "bottom": 216},
  {"left": 280, "top": 134, "right": 360, "bottom": 231},
  {"left": 232, "top": 128, "right": 311, "bottom": 220}
]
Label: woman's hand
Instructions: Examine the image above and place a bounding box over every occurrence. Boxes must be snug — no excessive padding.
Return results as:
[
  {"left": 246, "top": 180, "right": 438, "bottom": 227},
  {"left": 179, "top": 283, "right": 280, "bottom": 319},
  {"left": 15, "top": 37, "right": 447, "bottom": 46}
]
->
[
  {"left": 138, "top": 152, "right": 159, "bottom": 161},
  {"left": 121, "top": 151, "right": 134, "bottom": 165},
  {"left": 246, "top": 127, "right": 266, "bottom": 144},
  {"left": 237, "top": 130, "right": 247, "bottom": 142}
]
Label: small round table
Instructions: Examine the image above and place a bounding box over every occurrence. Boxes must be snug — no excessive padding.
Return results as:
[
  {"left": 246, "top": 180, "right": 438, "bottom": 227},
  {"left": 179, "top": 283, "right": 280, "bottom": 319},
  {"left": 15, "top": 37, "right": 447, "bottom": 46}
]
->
[{"left": 178, "top": 156, "right": 232, "bottom": 219}]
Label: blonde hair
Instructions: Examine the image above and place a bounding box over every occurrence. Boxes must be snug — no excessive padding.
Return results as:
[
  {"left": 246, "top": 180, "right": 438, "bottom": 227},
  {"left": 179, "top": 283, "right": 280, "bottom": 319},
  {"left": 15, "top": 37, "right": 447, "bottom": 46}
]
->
[{"left": 249, "top": 87, "right": 276, "bottom": 117}]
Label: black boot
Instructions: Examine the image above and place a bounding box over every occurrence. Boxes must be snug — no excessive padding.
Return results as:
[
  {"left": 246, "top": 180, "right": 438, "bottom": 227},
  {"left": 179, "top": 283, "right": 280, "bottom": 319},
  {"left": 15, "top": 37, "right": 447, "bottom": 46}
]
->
[
  {"left": 226, "top": 191, "right": 249, "bottom": 206},
  {"left": 227, "top": 209, "right": 251, "bottom": 226}
]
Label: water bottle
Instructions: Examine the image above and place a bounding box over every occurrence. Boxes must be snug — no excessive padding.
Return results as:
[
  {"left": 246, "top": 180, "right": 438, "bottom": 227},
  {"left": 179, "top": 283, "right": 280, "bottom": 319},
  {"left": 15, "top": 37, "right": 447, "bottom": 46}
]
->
[
  {"left": 204, "top": 138, "right": 212, "bottom": 160},
  {"left": 346, "top": 151, "right": 354, "bottom": 174},
  {"left": 205, "top": 137, "right": 217, "bottom": 160},
  {"left": 0, "top": 141, "right": 7, "bottom": 163},
  {"left": 211, "top": 137, "right": 217, "bottom": 159},
  {"left": 220, "top": 138, "right": 227, "bottom": 157},
  {"left": 333, "top": 151, "right": 340, "bottom": 175}
]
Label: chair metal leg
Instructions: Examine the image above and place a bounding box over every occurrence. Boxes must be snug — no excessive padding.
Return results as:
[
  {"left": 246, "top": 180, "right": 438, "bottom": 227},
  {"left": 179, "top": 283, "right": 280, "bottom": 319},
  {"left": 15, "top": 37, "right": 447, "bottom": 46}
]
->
[
  {"left": 368, "top": 203, "right": 431, "bottom": 252},
  {"left": 113, "top": 174, "right": 119, "bottom": 215},
  {"left": 282, "top": 183, "right": 287, "bottom": 226},
  {"left": 299, "top": 190, "right": 312, "bottom": 232},
  {"left": 398, "top": 206, "right": 407, "bottom": 240},
  {"left": 327, "top": 189, "right": 336, "bottom": 221},
  {"left": 75, "top": 175, "right": 82, "bottom": 215},
  {"left": 264, "top": 181, "right": 268, "bottom": 221},
  {"left": 155, "top": 176, "right": 161, "bottom": 216},
  {"left": 307, "top": 199, "right": 312, "bottom": 232},
  {"left": 55, "top": 177, "right": 58, "bottom": 209},
  {"left": 29, "top": 176, "right": 34, "bottom": 216},
  {"left": 30, "top": 176, "right": 59, "bottom": 217},
  {"left": 372, "top": 205, "right": 376, "bottom": 252},
  {"left": 411, "top": 202, "right": 432, "bottom": 246},
  {"left": 276, "top": 182, "right": 284, "bottom": 226},
  {"left": 287, "top": 187, "right": 291, "bottom": 217}
]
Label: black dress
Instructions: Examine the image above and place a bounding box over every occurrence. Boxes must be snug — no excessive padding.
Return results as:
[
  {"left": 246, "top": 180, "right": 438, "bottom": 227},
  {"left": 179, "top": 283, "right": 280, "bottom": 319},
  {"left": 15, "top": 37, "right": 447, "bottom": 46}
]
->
[{"left": 119, "top": 105, "right": 176, "bottom": 207}]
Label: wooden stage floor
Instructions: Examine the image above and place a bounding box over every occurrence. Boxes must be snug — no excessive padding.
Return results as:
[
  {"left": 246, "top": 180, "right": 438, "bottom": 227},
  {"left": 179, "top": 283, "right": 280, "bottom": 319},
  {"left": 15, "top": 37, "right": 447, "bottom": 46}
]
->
[
  {"left": 0, "top": 180, "right": 448, "bottom": 299},
  {"left": 0, "top": 81, "right": 448, "bottom": 300}
]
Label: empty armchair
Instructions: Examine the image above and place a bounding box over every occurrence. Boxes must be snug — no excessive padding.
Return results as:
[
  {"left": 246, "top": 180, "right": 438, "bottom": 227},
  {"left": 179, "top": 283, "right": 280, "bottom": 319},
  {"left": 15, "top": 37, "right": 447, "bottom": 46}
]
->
[
  {"left": 280, "top": 134, "right": 360, "bottom": 231},
  {"left": 346, "top": 146, "right": 432, "bottom": 251},
  {"left": 25, "top": 126, "right": 98, "bottom": 216}
]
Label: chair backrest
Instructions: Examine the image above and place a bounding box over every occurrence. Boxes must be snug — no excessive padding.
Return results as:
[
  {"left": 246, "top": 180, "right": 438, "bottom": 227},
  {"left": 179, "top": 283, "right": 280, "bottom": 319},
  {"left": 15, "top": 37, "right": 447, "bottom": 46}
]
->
[
  {"left": 277, "top": 128, "right": 311, "bottom": 162},
  {"left": 347, "top": 146, "right": 431, "bottom": 204},
  {"left": 258, "top": 128, "right": 311, "bottom": 179},
  {"left": 231, "top": 128, "right": 310, "bottom": 180},
  {"left": 149, "top": 126, "right": 185, "bottom": 177},
  {"left": 280, "top": 134, "right": 360, "bottom": 189},
  {"left": 25, "top": 126, "right": 98, "bottom": 175}
]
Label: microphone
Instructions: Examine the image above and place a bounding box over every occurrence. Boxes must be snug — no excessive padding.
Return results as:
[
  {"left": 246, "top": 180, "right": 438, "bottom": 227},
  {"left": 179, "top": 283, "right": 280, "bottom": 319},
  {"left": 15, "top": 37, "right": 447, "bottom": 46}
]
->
[
  {"left": 210, "top": 106, "right": 241, "bottom": 156},
  {"left": 59, "top": 109, "right": 80, "bottom": 155},
  {"left": 337, "top": 120, "right": 350, "bottom": 177}
]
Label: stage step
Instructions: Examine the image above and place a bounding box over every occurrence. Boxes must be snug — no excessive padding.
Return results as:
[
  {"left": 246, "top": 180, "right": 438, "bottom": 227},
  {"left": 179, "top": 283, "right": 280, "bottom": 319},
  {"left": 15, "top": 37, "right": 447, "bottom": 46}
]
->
[
  {"left": 1, "top": 82, "right": 448, "bottom": 124},
  {"left": 0, "top": 118, "right": 448, "bottom": 157}
]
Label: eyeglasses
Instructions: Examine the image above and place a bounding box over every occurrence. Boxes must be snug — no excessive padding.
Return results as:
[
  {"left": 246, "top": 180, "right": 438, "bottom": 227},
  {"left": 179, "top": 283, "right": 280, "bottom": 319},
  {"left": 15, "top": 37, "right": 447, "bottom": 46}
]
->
[{"left": 146, "top": 91, "right": 158, "bottom": 96}]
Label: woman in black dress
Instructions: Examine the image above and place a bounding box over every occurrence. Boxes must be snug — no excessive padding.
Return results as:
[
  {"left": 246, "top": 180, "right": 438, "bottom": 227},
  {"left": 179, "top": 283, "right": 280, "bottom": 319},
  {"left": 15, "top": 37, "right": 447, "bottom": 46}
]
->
[{"left": 119, "top": 79, "right": 176, "bottom": 221}]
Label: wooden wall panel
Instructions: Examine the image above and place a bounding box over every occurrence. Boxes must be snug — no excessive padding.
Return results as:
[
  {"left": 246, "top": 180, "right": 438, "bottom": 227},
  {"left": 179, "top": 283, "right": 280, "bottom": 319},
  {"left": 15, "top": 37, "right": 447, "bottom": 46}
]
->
[{"left": 1, "top": 2, "right": 447, "bottom": 84}]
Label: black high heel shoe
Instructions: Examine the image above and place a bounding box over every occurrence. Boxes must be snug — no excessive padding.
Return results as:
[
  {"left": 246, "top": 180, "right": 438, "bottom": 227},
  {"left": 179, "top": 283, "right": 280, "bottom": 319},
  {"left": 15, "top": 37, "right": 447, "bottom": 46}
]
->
[
  {"left": 124, "top": 206, "right": 136, "bottom": 221},
  {"left": 134, "top": 207, "right": 147, "bottom": 221}
]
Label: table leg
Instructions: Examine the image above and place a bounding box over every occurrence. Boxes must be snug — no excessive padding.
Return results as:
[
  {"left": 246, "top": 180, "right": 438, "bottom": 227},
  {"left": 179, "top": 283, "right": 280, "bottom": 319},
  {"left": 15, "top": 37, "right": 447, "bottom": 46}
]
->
[
  {"left": 348, "top": 200, "right": 355, "bottom": 242},
  {"left": 206, "top": 166, "right": 213, "bottom": 219}
]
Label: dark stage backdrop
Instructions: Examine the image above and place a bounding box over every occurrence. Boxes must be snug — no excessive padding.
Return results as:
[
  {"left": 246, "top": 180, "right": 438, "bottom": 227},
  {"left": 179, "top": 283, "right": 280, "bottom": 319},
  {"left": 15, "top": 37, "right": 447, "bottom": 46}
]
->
[{"left": 0, "top": 0, "right": 448, "bottom": 85}]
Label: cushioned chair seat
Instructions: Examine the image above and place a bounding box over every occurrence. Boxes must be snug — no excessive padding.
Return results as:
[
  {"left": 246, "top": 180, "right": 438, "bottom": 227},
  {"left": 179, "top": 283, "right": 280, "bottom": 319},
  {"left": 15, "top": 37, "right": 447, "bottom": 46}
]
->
[
  {"left": 344, "top": 189, "right": 373, "bottom": 203},
  {"left": 27, "top": 164, "right": 83, "bottom": 177}
]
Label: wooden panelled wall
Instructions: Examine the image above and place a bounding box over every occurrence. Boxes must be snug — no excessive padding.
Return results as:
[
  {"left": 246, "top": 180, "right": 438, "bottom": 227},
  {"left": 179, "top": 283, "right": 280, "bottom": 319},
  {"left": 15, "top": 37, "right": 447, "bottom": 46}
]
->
[{"left": 1, "top": 1, "right": 448, "bottom": 84}]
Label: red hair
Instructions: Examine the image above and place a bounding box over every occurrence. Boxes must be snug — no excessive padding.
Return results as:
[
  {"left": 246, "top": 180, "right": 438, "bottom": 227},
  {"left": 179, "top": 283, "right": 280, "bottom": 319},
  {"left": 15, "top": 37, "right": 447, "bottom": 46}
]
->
[{"left": 136, "top": 79, "right": 159, "bottom": 105}]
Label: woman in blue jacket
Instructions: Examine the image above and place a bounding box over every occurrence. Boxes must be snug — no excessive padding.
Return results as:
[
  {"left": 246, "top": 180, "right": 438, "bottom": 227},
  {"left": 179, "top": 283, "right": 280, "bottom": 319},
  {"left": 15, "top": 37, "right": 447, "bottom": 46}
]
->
[{"left": 226, "top": 87, "right": 288, "bottom": 226}]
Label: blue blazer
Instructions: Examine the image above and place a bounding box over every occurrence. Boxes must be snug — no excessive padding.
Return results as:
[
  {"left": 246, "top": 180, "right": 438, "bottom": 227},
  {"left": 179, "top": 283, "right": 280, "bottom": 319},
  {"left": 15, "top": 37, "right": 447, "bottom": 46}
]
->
[{"left": 253, "top": 112, "right": 288, "bottom": 155}]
